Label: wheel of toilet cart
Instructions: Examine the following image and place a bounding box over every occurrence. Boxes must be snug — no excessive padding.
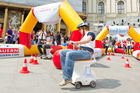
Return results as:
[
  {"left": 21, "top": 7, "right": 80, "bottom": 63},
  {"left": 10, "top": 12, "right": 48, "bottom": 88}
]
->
[
  {"left": 90, "top": 81, "right": 96, "bottom": 88},
  {"left": 75, "top": 82, "right": 81, "bottom": 89}
]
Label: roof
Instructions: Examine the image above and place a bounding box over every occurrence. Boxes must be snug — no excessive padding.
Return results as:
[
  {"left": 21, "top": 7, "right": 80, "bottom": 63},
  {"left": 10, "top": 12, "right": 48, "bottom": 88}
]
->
[{"left": 0, "top": 0, "right": 82, "bottom": 12}]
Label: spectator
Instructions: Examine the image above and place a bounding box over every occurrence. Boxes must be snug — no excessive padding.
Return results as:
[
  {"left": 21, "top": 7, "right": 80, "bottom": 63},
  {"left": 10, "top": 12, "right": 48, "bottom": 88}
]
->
[
  {"left": 127, "top": 38, "right": 132, "bottom": 55},
  {"left": 34, "top": 32, "right": 39, "bottom": 44},
  {"left": 37, "top": 29, "right": 47, "bottom": 57},
  {"left": 105, "top": 37, "right": 109, "bottom": 55},
  {"left": 122, "top": 40, "right": 127, "bottom": 54},
  {"left": 42, "top": 31, "right": 53, "bottom": 59},
  {"left": 31, "top": 30, "right": 35, "bottom": 45},
  {"left": 60, "top": 34, "right": 64, "bottom": 45},
  {"left": 6, "top": 25, "right": 13, "bottom": 44},
  {"left": 12, "top": 30, "right": 18, "bottom": 44},
  {"left": 0, "top": 24, "right": 3, "bottom": 38},
  {"left": 64, "top": 35, "right": 69, "bottom": 43},
  {"left": 111, "top": 38, "right": 116, "bottom": 53},
  {"left": 118, "top": 40, "right": 121, "bottom": 48},
  {"left": 56, "top": 32, "right": 61, "bottom": 45}
]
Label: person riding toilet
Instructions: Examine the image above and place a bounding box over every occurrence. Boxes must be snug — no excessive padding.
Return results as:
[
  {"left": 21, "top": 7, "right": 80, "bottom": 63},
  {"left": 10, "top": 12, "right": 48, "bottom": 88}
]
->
[{"left": 59, "top": 22, "right": 95, "bottom": 86}]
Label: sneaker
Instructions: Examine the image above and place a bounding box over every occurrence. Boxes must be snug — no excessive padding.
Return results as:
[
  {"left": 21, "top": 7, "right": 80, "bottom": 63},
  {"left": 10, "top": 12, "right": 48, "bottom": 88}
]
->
[
  {"left": 58, "top": 79, "right": 72, "bottom": 86},
  {"left": 60, "top": 71, "right": 63, "bottom": 75}
]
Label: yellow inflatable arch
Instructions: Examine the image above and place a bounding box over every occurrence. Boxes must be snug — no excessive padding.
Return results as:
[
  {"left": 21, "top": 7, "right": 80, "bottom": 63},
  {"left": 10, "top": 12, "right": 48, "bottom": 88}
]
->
[
  {"left": 95, "top": 26, "right": 140, "bottom": 52},
  {"left": 19, "top": 1, "right": 83, "bottom": 56}
]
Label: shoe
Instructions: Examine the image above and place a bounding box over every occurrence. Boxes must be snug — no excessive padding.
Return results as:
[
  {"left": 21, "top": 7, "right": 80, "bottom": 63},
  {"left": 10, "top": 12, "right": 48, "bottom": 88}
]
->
[
  {"left": 60, "top": 71, "right": 63, "bottom": 75},
  {"left": 58, "top": 79, "right": 72, "bottom": 86}
]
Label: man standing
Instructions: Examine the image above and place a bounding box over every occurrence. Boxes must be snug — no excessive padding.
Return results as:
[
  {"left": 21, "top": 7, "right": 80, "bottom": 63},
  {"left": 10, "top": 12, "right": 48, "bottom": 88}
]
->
[
  {"left": 6, "top": 25, "right": 13, "bottom": 44},
  {"left": 0, "top": 24, "right": 3, "bottom": 38}
]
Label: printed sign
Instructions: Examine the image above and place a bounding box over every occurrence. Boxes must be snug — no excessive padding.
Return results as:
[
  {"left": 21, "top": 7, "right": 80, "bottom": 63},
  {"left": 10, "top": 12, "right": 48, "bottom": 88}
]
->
[
  {"left": 33, "top": 2, "right": 61, "bottom": 25},
  {"left": 0, "top": 44, "right": 24, "bottom": 58},
  {"left": 109, "top": 26, "right": 129, "bottom": 35}
]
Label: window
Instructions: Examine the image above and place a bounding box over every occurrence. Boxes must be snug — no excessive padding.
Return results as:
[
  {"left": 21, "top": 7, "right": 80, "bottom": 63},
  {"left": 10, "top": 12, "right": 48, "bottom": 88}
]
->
[
  {"left": 82, "top": 2, "right": 86, "bottom": 14},
  {"left": 98, "top": 2, "right": 104, "bottom": 14},
  {"left": 117, "top": 1, "right": 124, "bottom": 14}
]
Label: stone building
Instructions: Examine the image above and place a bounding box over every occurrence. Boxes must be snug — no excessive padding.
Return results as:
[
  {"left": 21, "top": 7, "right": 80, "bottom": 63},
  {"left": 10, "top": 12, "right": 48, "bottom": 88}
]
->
[
  {"left": 0, "top": 0, "right": 86, "bottom": 37},
  {"left": 84, "top": 0, "right": 140, "bottom": 33}
]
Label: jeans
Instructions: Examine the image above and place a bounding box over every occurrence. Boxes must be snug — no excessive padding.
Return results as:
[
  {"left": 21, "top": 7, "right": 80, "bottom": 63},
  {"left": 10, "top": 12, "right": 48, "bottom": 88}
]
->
[
  {"left": 105, "top": 46, "right": 109, "bottom": 55},
  {"left": 60, "top": 49, "right": 92, "bottom": 80},
  {"left": 111, "top": 45, "right": 115, "bottom": 52},
  {"left": 123, "top": 46, "right": 127, "bottom": 54}
]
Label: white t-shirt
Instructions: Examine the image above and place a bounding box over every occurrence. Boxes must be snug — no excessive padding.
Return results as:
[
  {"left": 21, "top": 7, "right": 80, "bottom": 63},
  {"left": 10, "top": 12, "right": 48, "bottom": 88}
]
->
[
  {"left": 46, "top": 36, "right": 53, "bottom": 45},
  {"left": 80, "top": 32, "right": 95, "bottom": 49},
  {"left": 105, "top": 40, "right": 109, "bottom": 46},
  {"left": 38, "top": 32, "right": 47, "bottom": 39}
]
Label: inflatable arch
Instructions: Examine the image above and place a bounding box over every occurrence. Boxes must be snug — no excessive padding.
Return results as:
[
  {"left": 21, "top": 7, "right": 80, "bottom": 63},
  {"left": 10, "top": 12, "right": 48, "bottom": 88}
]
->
[
  {"left": 95, "top": 26, "right": 140, "bottom": 55},
  {"left": 19, "top": 1, "right": 83, "bottom": 55}
]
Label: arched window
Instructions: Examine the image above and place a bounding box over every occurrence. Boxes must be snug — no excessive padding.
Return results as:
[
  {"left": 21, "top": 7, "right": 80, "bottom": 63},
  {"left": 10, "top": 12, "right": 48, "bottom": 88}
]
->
[
  {"left": 98, "top": 2, "right": 104, "bottom": 14},
  {"left": 117, "top": 1, "right": 124, "bottom": 14}
]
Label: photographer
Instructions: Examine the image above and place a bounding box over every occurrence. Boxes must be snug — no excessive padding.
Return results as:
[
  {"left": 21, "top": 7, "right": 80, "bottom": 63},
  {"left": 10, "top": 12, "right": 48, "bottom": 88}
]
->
[{"left": 37, "top": 29, "right": 47, "bottom": 57}]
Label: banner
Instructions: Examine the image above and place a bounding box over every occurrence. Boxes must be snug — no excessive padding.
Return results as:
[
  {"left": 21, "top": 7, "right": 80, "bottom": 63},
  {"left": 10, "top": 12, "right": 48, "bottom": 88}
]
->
[
  {"left": 0, "top": 44, "right": 24, "bottom": 58},
  {"left": 109, "top": 26, "right": 129, "bottom": 35},
  {"left": 33, "top": 2, "right": 61, "bottom": 25}
]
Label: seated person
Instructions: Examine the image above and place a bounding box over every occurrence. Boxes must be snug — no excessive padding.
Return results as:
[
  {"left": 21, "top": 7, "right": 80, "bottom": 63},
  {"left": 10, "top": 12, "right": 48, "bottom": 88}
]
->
[
  {"left": 58, "top": 22, "right": 95, "bottom": 86},
  {"left": 42, "top": 31, "right": 53, "bottom": 59}
]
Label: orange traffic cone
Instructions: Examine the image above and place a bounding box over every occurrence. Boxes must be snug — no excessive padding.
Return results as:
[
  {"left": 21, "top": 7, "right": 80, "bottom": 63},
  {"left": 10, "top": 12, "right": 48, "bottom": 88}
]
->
[
  {"left": 107, "top": 53, "right": 111, "bottom": 61},
  {"left": 124, "top": 58, "right": 131, "bottom": 68},
  {"left": 121, "top": 54, "right": 125, "bottom": 59},
  {"left": 32, "top": 54, "right": 39, "bottom": 65},
  {"left": 29, "top": 53, "right": 34, "bottom": 63},
  {"left": 19, "top": 59, "right": 30, "bottom": 74},
  {"left": 111, "top": 52, "right": 115, "bottom": 56}
]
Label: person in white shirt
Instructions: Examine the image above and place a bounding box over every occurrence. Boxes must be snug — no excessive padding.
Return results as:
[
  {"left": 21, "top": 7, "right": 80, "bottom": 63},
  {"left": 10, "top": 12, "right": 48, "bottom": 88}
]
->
[
  {"left": 37, "top": 29, "right": 47, "bottom": 57},
  {"left": 42, "top": 31, "right": 53, "bottom": 59},
  {"left": 126, "top": 38, "right": 132, "bottom": 55}
]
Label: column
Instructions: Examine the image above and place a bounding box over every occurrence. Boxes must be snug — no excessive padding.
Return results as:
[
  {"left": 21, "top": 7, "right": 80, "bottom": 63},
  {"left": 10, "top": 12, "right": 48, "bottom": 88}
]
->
[
  {"left": 106, "top": 0, "right": 111, "bottom": 13},
  {"left": 43, "top": 24, "right": 47, "bottom": 32},
  {"left": 21, "top": 11, "right": 25, "bottom": 25},
  {"left": 111, "top": 0, "right": 116, "bottom": 13},
  {"left": 92, "top": 0, "right": 96, "bottom": 13},
  {"left": 88, "top": 0, "right": 92, "bottom": 13},
  {"left": 66, "top": 26, "right": 70, "bottom": 37},
  {"left": 2, "top": 8, "right": 8, "bottom": 38},
  {"left": 131, "top": 0, "right": 137, "bottom": 12},
  {"left": 56, "top": 20, "right": 61, "bottom": 32}
]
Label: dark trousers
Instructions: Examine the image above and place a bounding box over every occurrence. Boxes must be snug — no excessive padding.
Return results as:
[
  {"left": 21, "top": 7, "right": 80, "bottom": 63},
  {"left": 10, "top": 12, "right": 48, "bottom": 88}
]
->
[
  {"left": 37, "top": 44, "right": 51, "bottom": 55},
  {"left": 105, "top": 46, "right": 109, "bottom": 55},
  {"left": 6, "top": 39, "right": 13, "bottom": 44}
]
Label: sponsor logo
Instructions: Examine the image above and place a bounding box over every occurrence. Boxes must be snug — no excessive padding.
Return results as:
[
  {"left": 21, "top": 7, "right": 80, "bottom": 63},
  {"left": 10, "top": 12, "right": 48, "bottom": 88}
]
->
[{"left": 0, "top": 48, "right": 19, "bottom": 53}]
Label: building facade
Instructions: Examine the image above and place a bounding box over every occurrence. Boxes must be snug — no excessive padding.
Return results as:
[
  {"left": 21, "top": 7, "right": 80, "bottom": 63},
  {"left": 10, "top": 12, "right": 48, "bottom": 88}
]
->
[
  {"left": 0, "top": 0, "right": 84, "bottom": 38},
  {"left": 85, "top": 0, "right": 140, "bottom": 33}
]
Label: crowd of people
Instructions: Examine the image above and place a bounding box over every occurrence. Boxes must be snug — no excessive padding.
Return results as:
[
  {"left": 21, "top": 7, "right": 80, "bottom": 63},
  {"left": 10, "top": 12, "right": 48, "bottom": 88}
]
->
[{"left": 103, "top": 37, "right": 135, "bottom": 55}]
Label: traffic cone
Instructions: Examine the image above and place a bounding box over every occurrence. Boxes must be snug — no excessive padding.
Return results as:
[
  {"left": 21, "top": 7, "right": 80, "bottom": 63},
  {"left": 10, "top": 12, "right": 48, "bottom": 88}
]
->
[
  {"left": 111, "top": 52, "right": 115, "bottom": 56},
  {"left": 19, "top": 59, "right": 30, "bottom": 74},
  {"left": 124, "top": 58, "right": 131, "bottom": 68},
  {"left": 29, "top": 53, "right": 34, "bottom": 63},
  {"left": 32, "top": 54, "right": 39, "bottom": 65},
  {"left": 107, "top": 53, "right": 111, "bottom": 61},
  {"left": 121, "top": 54, "right": 125, "bottom": 59}
]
